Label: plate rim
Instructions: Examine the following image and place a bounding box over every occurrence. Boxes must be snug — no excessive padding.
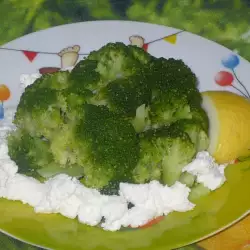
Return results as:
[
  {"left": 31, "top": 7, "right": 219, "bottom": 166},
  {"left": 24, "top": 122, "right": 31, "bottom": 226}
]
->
[
  {"left": 2, "top": 20, "right": 250, "bottom": 65},
  {"left": 0, "top": 20, "right": 250, "bottom": 250}
]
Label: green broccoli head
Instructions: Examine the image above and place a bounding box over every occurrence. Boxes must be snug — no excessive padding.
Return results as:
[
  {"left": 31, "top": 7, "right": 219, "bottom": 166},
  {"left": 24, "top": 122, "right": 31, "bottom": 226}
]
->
[
  {"left": 76, "top": 104, "right": 140, "bottom": 188},
  {"left": 7, "top": 129, "right": 53, "bottom": 180},
  {"left": 148, "top": 57, "right": 205, "bottom": 128},
  {"left": 131, "top": 104, "right": 151, "bottom": 133},
  {"left": 189, "top": 106, "right": 209, "bottom": 132},
  {"left": 174, "top": 119, "right": 210, "bottom": 152},
  {"left": 149, "top": 57, "right": 198, "bottom": 92},
  {"left": 159, "top": 126, "right": 196, "bottom": 186},
  {"left": 14, "top": 86, "right": 63, "bottom": 139},
  {"left": 7, "top": 42, "right": 210, "bottom": 192},
  {"left": 137, "top": 126, "right": 196, "bottom": 186},
  {"left": 132, "top": 132, "right": 163, "bottom": 184},
  {"left": 87, "top": 42, "right": 151, "bottom": 82},
  {"left": 127, "top": 44, "right": 153, "bottom": 64},
  {"left": 69, "top": 59, "right": 103, "bottom": 92},
  {"left": 36, "top": 71, "right": 71, "bottom": 90},
  {"left": 133, "top": 126, "right": 196, "bottom": 185},
  {"left": 150, "top": 88, "right": 192, "bottom": 128},
  {"left": 105, "top": 72, "right": 152, "bottom": 116}
]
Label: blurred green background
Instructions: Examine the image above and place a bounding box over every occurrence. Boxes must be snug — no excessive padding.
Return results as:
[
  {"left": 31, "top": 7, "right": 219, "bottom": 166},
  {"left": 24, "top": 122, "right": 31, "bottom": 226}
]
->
[
  {"left": 1, "top": 0, "right": 250, "bottom": 60},
  {"left": 0, "top": 0, "right": 249, "bottom": 249}
]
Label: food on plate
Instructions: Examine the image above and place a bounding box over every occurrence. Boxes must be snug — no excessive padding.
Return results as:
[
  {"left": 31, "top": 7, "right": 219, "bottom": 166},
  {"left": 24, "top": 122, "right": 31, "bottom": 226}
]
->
[
  {"left": 8, "top": 42, "right": 210, "bottom": 192},
  {"left": 0, "top": 42, "right": 245, "bottom": 231},
  {"left": 202, "top": 91, "right": 250, "bottom": 163}
]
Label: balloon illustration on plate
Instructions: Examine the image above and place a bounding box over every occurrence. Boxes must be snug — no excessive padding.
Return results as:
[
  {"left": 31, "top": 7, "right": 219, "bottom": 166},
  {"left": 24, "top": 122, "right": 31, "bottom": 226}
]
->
[
  {"left": 0, "top": 84, "right": 11, "bottom": 119},
  {"left": 215, "top": 54, "right": 250, "bottom": 98}
]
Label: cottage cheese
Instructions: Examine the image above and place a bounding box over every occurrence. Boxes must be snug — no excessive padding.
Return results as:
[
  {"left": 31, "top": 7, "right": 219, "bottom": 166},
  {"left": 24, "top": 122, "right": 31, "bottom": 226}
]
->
[
  {"left": 20, "top": 73, "right": 41, "bottom": 90},
  {"left": 182, "top": 151, "right": 226, "bottom": 190},
  {"left": 0, "top": 73, "right": 228, "bottom": 232}
]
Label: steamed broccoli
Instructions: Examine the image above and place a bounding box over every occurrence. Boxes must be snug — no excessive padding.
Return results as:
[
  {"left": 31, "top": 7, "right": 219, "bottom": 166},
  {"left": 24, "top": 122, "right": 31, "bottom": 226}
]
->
[
  {"left": 179, "top": 172, "right": 196, "bottom": 188},
  {"left": 148, "top": 57, "right": 198, "bottom": 92},
  {"left": 106, "top": 72, "right": 152, "bottom": 116},
  {"left": 147, "top": 126, "right": 196, "bottom": 186},
  {"left": 37, "top": 71, "right": 71, "bottom": 90},
  {"left": 7, "top": 42, "right": 210, "bottom": 191},
  {"left": 174, "top": 119, "right": 209, "bottom": 152},
  {"left": 131, "top": 104, "right": 151, "bottom": 133},
  {"left": 70, "top": 59, "right": 102, "bottom": 92},
  {"left": 7, "top": 129, "right": 53, "bottom": 180},
  {"left": 76, "top": 104, "right": 140, "bottom": 188},
  {"left": 150, "top": 89, "right": 192, "bottom": 128},
  {"left": 87, "top": 42, "right": 152, "bottom": 82},
  {"left": 14, "top": 86, "right": 63, "bottom": 139},
  {"left": 132, "top": 132, "right": 163, "bottom": 184},
  {"left": 133, "top": 126, "right": 196, "bottom": 185},
  {"left": 148, "top": 57, "right": 206, "bottom": 130}
]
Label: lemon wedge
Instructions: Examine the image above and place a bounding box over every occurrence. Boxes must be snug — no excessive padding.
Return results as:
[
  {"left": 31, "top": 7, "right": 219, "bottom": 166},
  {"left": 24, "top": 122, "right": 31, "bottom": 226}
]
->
[{"left": 201, "top": 91, "right": 250, "bottom": 164}]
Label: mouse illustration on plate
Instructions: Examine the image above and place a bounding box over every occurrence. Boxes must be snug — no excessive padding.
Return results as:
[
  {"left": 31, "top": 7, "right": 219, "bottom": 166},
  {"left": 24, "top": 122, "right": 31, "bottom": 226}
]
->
[
  {"left": 129, "top": 35, "right": 149, "bottom": 51},
  {"left": 39, "top": 45, "right": 81, "bottom": 74}
]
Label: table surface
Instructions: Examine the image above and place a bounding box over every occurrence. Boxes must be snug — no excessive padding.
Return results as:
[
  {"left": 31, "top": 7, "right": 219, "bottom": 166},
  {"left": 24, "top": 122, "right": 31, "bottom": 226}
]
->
[{"left": 0, "top": 1, "right": 250, "bottom": 249}]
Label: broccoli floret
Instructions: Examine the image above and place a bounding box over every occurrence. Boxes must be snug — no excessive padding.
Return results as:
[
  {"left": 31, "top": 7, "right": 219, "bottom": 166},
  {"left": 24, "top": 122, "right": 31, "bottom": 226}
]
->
[
  {"left": 149, "top": 57, "right": 198, "bottom": 92},
  {"left": 179, "top": 172, "right": 196, "bottom": 188},
  {"left": 49, "top": 123, "right": 80, "bottom": 166},
  {"left": 143, "top": 126, "right": 196, "bottom": 186},
  {"left": 150, "top": 89, "right": 192, "bottom": 128},
  {"left": 189, "top": 106, "right": 209, "bottom": 132},
  {"left": 8, "top": 43, "right": 210, "bottom": 193},
  {"left": 189, "top": 183, "right": 211, "bottom": 202},
  {"left": 148, "top": 57, "right": 207, "bottom": 128},
  {"left": 7, "top": 129, "right": 53, "bottom": 179},
  {"left": 14, "top": 86, "right": 63, "bottom": 138},
  {"left": 57, "top": 86, "right": 93, "bottom": 122},
  {"left": 7, "top": 127, "right": 86, "bottom": 180},
  {"left": 70, "top": 59, "right": 103, "bottom": 92},
  {"left": 132, "top": 133, "right": 163, "bottom": 184},
  {"left": 87, "top": 42, "right": 150, "bottom": 82},
  {"left": 133, "top": 126, "right": 196, "bottom": 185},
  {"left": 37, "top": 71, "right": 71, "bottom": 90},
  {"left": 37, "top": 164, "right": 85, "bottom": 179},
  {"left": 106, "top": 72, "right": 152, "bottom": 116},
  {"left": 76, "top": 104, "right": 140, "bottom": 188},
  {"left": 174, "top": 119, "right": 209, "bottom": 152},
  {"left": 127, "top": 45, "right": 153, "bottom": 64},
  {"left": 131, "top": 104, "right": 151, "bottom": 133}
]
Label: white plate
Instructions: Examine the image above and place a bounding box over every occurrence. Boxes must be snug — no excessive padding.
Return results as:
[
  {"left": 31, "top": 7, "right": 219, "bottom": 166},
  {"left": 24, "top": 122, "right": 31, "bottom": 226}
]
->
[{"left": 0, "top": 20, "right": 249, "bottom": 113}]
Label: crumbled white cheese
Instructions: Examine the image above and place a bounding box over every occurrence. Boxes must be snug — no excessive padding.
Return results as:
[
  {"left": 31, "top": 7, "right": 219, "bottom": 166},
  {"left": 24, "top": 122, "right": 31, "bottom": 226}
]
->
[
  {"left": 182, "top": 151, "right": 226, "bottom": 190},
  {"left": 120, "top": 181, "right": 194, "bottom": 216},
  {"left": 4, "top": 174, "right": 46, "bottom": 207},
  {"left": 100, "top": 195, "right": 128, "bottom": 230},
  {"left": 35, "top": 174, "right": 79, "bottom": 214},
  {"left": 20, "top": 73, "right": 41, "bottom": 89},
  {"left": 0, "top": 142, "right": 18, "bottom": 196}
]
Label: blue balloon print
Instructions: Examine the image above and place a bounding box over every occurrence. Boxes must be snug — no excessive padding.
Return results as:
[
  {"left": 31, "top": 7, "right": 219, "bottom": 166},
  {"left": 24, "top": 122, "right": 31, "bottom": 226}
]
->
[
  {"left": 221, "top": 54, "right": 240, "bottom": 69},
  {"left": 0, "top": 103, "right": 4, "bottom": 119}
]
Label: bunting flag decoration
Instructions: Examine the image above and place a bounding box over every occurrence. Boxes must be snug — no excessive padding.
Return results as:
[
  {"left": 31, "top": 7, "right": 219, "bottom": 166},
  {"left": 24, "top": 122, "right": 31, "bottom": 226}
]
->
[
  {"left": 163, "top": 34, "right": 177, "bottom": 44},
  {"left": 22, "top": 50, "right": 38, "bottom": 62},
  {"left": 0, "top": 46, "right": 87, "bottom": 63},
  {"left": 0, "top": 30, "right": 184, "bottom": 63}
]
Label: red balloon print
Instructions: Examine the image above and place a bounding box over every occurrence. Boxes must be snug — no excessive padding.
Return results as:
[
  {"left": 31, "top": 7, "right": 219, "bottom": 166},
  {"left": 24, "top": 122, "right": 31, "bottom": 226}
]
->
[{"left": 215, "top": 71, "right": 234, "bottom": 86}]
